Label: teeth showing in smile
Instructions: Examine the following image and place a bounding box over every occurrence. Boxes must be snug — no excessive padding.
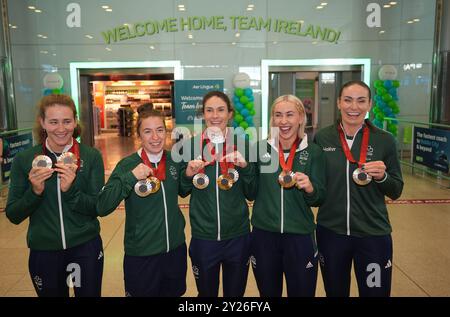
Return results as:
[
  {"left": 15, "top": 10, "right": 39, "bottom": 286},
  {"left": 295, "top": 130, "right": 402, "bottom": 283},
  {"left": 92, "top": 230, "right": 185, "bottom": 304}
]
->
[
  {"left": 150, "top": 142, "right": 161, "bottom": 146},
  {"left": 279, "top": 127, "right": 291, "bottom": 132},
  {"left": 346, "top": 112, "right": 360, "bottom": 117}
]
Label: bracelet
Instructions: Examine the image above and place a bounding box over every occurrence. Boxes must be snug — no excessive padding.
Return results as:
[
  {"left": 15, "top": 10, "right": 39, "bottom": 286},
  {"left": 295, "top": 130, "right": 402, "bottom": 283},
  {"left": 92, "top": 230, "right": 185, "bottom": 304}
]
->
[{"left": 375, "top": 172, "right": 388, "bottom": 183}]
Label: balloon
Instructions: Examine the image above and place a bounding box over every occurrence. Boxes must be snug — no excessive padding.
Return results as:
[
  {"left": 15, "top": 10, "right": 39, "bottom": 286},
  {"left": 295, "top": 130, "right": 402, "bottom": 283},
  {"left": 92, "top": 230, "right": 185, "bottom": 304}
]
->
[
  {"left": 52, "top": 88, "right": 61, "bottom": 94},
  {"left": 376, "top": 87, "right": 387, "bottom": 95},
  {"left": 234, "top": 114, "right": 244, "bottom": 123},
  {"left": 245, "top": 116, "right": 254, "bottom": 125},
  {"left": 384, "top": 80, "right": 393, "bottom": 89},
  {"left": 233, "top": 96, "right": 240, "bottom": 104},
  {"left": 43, "top": 88, "right": 53, "bottom": 96},
  {"left": 382, "top": 93, "right": 392, "bottom": 102},
  {"left": 240, "top": 109, "right": 250, "bottom": 118},
  {"left": 248, "top": 95, "right": 254, "bottom": 102},
  {"left": 232, "top": 121, "right": 239, "bottom": 128},
  {"left": 388, "top": 101, "right": 397, "bottom": 108},
  {"left": 235, "top": 88, "right": 244, "bottom": 97},
  {"left": 244, "top": 88, "right": 253, "bottom": 97},
  {"left": 234, "top": 102, "right": 244, "bottom": 111},
  {"left": 239, "top": 96, "right": 249, "bottom": 104},
  {"left": 245, "top": 102, "right": 254, "bottom": 110},
  {"left": 250, "top": 109, "right": 256, "bottom": 116},
  {"left": 393, "top": 80, "right": 400, "bottom": 88},
  {"left": 239, "top": 121, "right": 249, "bottom": 129},
  {"left": 376, "top": 113, "right": 385, "bottom": 121},
  {"left": 374, "top": 80, "right": 384, "bottom": 88}
]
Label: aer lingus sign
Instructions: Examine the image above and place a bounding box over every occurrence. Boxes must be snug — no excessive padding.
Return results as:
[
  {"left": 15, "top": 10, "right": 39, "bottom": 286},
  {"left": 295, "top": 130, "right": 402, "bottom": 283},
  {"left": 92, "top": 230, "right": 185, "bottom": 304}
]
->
[{"left": 101, "top": 16, "right": 342, "bottom": 44}]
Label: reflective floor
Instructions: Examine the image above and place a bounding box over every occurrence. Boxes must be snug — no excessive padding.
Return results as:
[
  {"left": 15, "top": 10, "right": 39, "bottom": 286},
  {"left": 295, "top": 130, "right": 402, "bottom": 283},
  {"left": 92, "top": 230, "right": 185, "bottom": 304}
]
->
[{"left": 0, "top": 133, "right": 449, "bottom": 297}]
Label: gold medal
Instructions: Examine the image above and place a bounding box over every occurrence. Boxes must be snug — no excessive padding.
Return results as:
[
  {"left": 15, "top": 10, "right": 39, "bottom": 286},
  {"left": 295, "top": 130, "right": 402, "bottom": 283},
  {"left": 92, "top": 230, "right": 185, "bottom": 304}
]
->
[
  {"left": 278, "top": 170, "right": 296, "bottom": 188},
  {"left": 217, "top": 174, "right": 233, "bottom": 190},
  {"left": 32, "top": 155, "right": 53, "bottom": 169},
  {"left": 134, "top": 177, "right": 161, "bottom": 197},
  {"left": 193, "top": 173, "right": 209, "bottom": 189},
  {"left": 57, "top": 152, "right": 78, "bottom": 165},
  {"left": 352, "top": 168, "right": 372, "bottom": 186},
  {"left": 227, "top": 168, "right": 239, "bottom": 183}
]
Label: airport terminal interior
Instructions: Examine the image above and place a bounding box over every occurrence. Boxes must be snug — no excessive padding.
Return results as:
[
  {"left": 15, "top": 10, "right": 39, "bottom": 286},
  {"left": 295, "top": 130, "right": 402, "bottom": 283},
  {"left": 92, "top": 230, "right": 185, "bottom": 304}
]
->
[{"left": 1, "top": 0, "right": 450, "bottom": 297}]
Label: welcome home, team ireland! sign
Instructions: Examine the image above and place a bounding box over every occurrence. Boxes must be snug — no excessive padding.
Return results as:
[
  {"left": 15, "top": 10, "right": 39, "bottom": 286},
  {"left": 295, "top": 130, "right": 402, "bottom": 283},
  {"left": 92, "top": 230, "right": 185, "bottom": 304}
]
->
[{"left": 102, "top": 16, "right": 342, "bottom": 44}]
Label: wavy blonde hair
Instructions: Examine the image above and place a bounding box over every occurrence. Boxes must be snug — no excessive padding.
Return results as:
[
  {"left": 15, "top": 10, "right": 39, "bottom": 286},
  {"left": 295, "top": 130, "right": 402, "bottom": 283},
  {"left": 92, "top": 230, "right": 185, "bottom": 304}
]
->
[{"left": 268, "top": 94, "right": 307, "bottom": 140}]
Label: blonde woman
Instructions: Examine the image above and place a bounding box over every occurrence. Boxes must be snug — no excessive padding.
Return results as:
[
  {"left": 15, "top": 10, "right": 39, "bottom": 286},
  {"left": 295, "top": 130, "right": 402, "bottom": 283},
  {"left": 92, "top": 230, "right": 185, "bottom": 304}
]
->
[{"left": 250, "top": 94, "right": 326, "bottom": 297}]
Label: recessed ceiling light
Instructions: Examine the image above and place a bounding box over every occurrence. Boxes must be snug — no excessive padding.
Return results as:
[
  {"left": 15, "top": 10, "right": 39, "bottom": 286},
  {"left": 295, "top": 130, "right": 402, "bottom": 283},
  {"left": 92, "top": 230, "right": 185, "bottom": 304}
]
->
[
  {"left": 178, "top": 7, "right": 186, "bottom": 11},
  {"left": 105, "top": 8, "right": 112, "bottom": 12},
  {"left": 105, "top": 47, "right": 111, "bottom": 51},
  {"left": 41, "top": 35, "right": 47, "bottom": 39},
  {"left": 320, "top": 2, "right": 328, "bottom": 5},
  {"left": 85, "top": 35, "right": 94, "bottom": 39},
  {"left": 149, "top": 45, "right": 155, "bottom": 50},
  {"left": 248, "top": 4, "right": 255, "bottom": 8},
  {"left": 40, "top": 50, "right": 48, "bottom": 54},
  {"left": 246, "top": 7, "right": 254, "bottom": 11},
  {"left": 413, "top": 18, "right": 420, "bottom": 22},
  {"left": 235, "top": 33, "right": 240, "bottom": 37},
  {"left": 28, "top": 6, "right": 36, "bottom": 10},
  {"left": 389, "top": 1, "right": 397, "bottom": 5},
  {"left": 34, "top": 9, "right": 42, "bottom": 13},
  {"left": 379, "top": 30, "right": 385, "bottom": 34},
  {"left": 178, "top": 4, "right": 185, "bottom": 8},
  {"left": 383, "top": 4, "right": 391, "bottom": 8},
  {"left": 188, "top": 34, "right": 193, "bottom": 39},
  {"left": 316, "top": 6, "right": 324, "bottom": 9},
  {"left": 101, "top": 5, "right": 109, "bottom": 9},
  {"left": 231, "top": 42, "right": 236, "bottom": 45},
  {"left": 407, "top": 20, "right": 414, "bottom": 24}
]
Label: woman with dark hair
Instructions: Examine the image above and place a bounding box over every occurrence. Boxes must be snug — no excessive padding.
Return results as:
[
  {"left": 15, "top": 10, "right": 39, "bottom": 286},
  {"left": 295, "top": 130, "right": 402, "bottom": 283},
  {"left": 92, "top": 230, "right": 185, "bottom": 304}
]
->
[
  {"left": 314, "top": 80, "right": 404, "bottom": 297},
  {"left": 97, "top": 103, "right": 188, "bottom": 297},
  {"left": 179, "top": 91, "right": 255, "bottom": 297},
  {"left": 6, "top": 94, "right": 105, "bottom": 297}
]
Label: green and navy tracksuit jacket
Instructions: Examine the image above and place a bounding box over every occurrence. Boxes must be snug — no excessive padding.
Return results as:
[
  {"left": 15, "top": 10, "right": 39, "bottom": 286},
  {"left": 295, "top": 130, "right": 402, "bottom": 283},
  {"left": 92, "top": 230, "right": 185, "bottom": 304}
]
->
[
  {"left": 178, "top": 133, "right": 255, "bottom": 241},
  {"left": 96, "top": 150, "right": 186, "bottom": 256},
  {"left": 251, "top": 135, "right": 327, "bottom": 235},
  {"left": 6, "top": 143, "right": 104, "bottom": 251},
  {"left": 313, "top": 120, "right": 404, "bottom": 237}
]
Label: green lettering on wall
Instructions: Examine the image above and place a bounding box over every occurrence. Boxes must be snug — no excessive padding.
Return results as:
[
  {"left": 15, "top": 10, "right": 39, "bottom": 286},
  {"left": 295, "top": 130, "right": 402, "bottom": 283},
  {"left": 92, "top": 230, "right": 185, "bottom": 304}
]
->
[{"left": 101, "top": 29, "right": 117, "bottom": 44}]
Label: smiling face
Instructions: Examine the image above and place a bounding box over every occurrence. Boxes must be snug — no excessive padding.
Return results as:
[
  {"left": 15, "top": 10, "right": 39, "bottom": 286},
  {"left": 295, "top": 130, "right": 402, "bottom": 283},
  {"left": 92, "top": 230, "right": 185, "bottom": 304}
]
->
[
  {"left": 338, "top": 84, "right": 372, "bottom": 133},
  {"left": 40, "top": 104, "right": 77, "bottom": 152},
  {"left": 272, "top": 100, "right": 304, "bottom": 147},
  {"left": 139, "top": 116, "right": 166, "bottom": 155},
  {"left": 203, "top": 96, "right": 233, "bottom": 135}
]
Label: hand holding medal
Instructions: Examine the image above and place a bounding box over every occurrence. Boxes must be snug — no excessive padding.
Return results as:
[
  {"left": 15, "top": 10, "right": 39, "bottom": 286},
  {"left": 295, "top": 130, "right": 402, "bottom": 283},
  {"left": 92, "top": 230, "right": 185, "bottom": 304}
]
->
[
  {"left": 133, "top": 150, "right": 166, "bottom": 197},
  {"left": 360, "top": 161, "right": 386, "bottom": 181},
  {"left": 278, "top": 137, "right": 300, "bottom": 189}
]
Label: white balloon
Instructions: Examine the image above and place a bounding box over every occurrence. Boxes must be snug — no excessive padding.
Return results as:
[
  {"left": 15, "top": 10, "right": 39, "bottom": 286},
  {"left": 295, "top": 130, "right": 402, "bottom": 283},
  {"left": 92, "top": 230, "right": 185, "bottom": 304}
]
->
[
  {"left": 378, "top": 65, "right": 398, "bottom": 80},
  {"left": 233, "top": 72, "right": 251, "bottom": 88},
  {"left": 43, "top": 73, "right": 64, "bottom": 89}
]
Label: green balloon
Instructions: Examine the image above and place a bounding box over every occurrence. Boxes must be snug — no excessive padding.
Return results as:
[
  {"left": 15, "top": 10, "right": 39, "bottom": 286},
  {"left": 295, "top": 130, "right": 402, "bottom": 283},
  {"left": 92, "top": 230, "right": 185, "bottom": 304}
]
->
[
  {"left": 376, "top": 87, "right": 387, "bottom": 95},
  {"left": 376, "top": 113, "right": 385, "bottom": 121},
  {"left": 250, "top": 109, "right": 256, "bottom": 116},
  {"left": 239, "top": 121, "right": 249, "bottom": 129},
  {"left": 374, "top": 80, "right": 384, "bottom": 88},
  {"left": 245, "top": 102, "right": 254, "bottom": 110},
  {"left": 372, "top": 106, "right": 380, "bottom": 114},
  {"left": 235, "top": 88, "right": 244, "bottom": 97},
  {"left": 52, "top": 88, "right": 61, "bottom": 94},
  {"left": 388, "top": 101, "right": 397, "bottom": 108},
  {"left": 382, "top": 93, "right": 393, "bottom": 102},
  {"left": 234, "top": 114, "right": 244, "bottom": 123},
  {"left": 240, "top": 96, "right": 249, "bottom": 104},
  {"left": 393, "top": 80, "right": 400, "bottom": 88},
  {"left": 392, "top": 107, "right": 400, "bottom": 114}
]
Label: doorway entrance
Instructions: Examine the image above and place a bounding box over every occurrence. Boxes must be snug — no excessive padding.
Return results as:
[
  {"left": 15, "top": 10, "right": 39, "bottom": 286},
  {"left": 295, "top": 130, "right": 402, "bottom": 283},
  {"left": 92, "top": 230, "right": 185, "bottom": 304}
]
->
[{"left": 261, "top": 59, "right": 371, "bottom": 139}]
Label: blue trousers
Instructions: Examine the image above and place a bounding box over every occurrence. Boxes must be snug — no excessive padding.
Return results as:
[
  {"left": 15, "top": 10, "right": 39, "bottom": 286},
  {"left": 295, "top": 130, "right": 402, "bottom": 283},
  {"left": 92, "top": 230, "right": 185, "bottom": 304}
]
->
[
  {"left": 250, "top": 227, "right": 318, "bottom": 297},
  {"left": 316, "top": 225, "right": 393, "bottom": 297},
  {"left": 28, "top": 235, "right": 104, "bottom": 297},
  {"left": 123, "top": 243, "right": 187, "bottom": 297},
  {"left": 189, "top": 234, "right": 250, "bottom": 297}
]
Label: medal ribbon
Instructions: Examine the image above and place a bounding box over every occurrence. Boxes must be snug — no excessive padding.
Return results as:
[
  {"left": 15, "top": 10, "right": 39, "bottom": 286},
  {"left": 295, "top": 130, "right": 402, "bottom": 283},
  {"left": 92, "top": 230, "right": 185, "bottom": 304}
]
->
[
  {"left": 278, "top": 137, "right": 300, "bottom": 172},
  {"left": 42, "top": 137, "right": 81, "bottom": 170},
  {"left": 140, "top": 150, "right": 166, "bottom": 181},
  {"left": 337, "top": 124, "right": 370, "bottom": 168},
  {"left": 200, "top": 130, "right": 234, "bottom": 175}
]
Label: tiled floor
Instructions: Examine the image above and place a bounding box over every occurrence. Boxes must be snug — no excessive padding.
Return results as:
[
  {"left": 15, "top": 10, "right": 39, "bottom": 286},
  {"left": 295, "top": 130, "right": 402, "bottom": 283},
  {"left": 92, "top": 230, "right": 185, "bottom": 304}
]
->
[{"left": 0, "top": 132, "right": 449, "bottom": 297}]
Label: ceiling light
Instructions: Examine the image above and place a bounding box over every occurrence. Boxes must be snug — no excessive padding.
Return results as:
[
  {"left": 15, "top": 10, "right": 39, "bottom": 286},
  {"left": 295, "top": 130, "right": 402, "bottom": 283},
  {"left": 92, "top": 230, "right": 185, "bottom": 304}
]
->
[
  {"left": 149, "top": 45, "right": 155, "bottom": 50},
  {"left": 246, "top": 7, "right": 254, "bottom": 11},
  {"left": 320, "top": 2, "right": 328, "bottom": 5},
  {"left": 379, "top": 30, "right": 385, "bottom": 34},
  {"left": 407, "top": 20, "right": 414, "bottom": 24},
  {"left": 389, "top": 1, "right": 397, "bottom": 4},
  {"left": 28, "top": 6, "right": 36, "bottom": 10},
  {"left": 101, "top": 5, "right": 109, "bottom": 9},
  {"left": 235, "top": 33, "right": 240, "bottom": 37},
  {"left": 248, "top": 4, "right": 255, "bottom": 8},
  {"left": 34, "top": 9, "right": 42, "bottom": 13},
  {"left": 316, "top": 6, "right": 324, "bottom": 9},
  {"left": 105, "top": 47, "right": 112, "bottom": 51},
  {"left": 383, "top": 4, "right": 391, "bottom": 8},
  {"left": 105, "top": 8, "right": 112, "bottom": 12},
  {"left": 85, "top": 35, "right": 94, "bottom": 39},
  {"left": 232, "top": 42, "right": 236, "bottom": 45},
  {"left": 413, "top": 18, "right": 420, "bottom": 22}
]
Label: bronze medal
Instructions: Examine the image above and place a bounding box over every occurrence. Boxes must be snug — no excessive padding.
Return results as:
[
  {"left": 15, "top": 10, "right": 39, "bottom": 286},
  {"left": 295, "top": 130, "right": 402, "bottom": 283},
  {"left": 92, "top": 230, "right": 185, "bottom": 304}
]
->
[
  {"left": 193, "top": 173, "right": 209, "bottom": 189},
  {"left": 278, "top": 170, "right": 296, "bottom": 188},
  {"left": 227, "top": 168, "right": 239, "bottom": 183},
  {"left": 217, "top": 174, "right": 233, "bottom": 190},
  {"left": 352, "top": 168, "right": 372, "bottom": 186},
  {"left": 57, "top": 152, "right": 78, "bottom": 166},
  {"left": 32, "top": 155, "right": 53, "bottom": 169},
  {"left": 134, "top": 176, "right": 161, "bottom": 197}
]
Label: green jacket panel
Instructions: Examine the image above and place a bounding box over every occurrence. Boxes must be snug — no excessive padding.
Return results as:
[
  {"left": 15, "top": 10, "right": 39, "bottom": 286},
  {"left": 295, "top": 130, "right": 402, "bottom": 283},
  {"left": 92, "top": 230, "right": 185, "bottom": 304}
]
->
[
  {"left": 97, "top": 151, "right": 186, "bottom": 256},
  {"left": 6, "top": 144, "right": 104, "bottom": 250},
  {"left": 251, "top": 137, "right": 327, "bottom": 234},
  {"left": 178, "top": 134, "right": 255, "bottom": 241},
  {"left": 313, "top": 121, "right": 404, "bottom": 237}
]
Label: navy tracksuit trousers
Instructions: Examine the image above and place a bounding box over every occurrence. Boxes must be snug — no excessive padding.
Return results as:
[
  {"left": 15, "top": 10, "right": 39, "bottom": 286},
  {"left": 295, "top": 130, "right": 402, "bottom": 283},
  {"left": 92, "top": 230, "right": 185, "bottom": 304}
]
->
[
  {"left": 28, "top": 235, "right": 104, "bottom": 297},
  {"left": 316, "top": 225, "right": 393, "bottom": 297},
  {"left": 250, "top": 227, "right": 318, "bottom": 297},
  {"left": 189, "top": 234, "right": 250, "bottom": 297}
]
